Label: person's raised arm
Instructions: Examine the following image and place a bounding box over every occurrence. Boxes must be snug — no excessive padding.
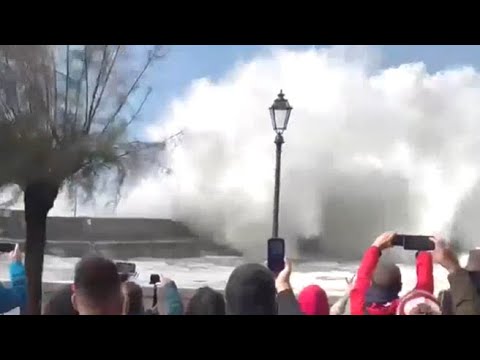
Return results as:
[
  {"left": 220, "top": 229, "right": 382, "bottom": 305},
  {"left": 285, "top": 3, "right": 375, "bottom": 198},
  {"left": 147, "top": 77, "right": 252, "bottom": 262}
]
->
[
  {"left": 432, "top": 237, "right": 480, "bottom": 315},
  {"left": 275, "top": 259, "right": 303, "bottom": 315},
  {"left": 330, "top": 275, "right": 354, "bottom": 315},
  {"left": 350, "top": 232, "right": 395, "bottom": 315},
  {"left": 0, "top": 244, "right": 26, "bottom": 314},
  {"left": 414, "top": 250, "right": 434, "bottom": 293}
]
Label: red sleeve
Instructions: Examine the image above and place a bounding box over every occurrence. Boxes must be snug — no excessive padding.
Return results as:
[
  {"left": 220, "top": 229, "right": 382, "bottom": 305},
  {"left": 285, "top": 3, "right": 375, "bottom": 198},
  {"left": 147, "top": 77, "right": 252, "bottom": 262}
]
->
[
  {"left": 414, "top": 251, "right": 434, "bottom": 294},
  {"left": 350, "top": 246, "right": 380, "bottom": 315}
]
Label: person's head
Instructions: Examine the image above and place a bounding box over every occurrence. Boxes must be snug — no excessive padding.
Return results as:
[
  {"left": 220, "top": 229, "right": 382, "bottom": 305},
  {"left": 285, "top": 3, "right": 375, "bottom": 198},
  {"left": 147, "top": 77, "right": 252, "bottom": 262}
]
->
[
  {"left": 72, "top": 255, "right": 123, "bottom": 315},
  {"left": 186, "top": 286, "right": 225, "bottom": 315},
  {"left": 43, "top": 285, "right": 78, "bottom": 315},
  {"left": 396, "top": 290, "right": 441, "bottom": 315},
  {"left": 298, "top": 285, "right": 330, "bottom": 315},
  {"left": 225, "top": 263, "right": 276, "bottom": 315},
  {"left": 122, "top": 281, "right": 144, "bottom": 315},
  {"left": 372, "top": 262, "right": 402, "bottom": 294}
]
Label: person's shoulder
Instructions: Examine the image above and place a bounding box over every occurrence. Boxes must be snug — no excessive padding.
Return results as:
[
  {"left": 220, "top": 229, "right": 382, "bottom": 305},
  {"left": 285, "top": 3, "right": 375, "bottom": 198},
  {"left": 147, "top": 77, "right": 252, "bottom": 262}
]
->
[{"left": 367, "top": 301, "right": 398, "bottom": 315}]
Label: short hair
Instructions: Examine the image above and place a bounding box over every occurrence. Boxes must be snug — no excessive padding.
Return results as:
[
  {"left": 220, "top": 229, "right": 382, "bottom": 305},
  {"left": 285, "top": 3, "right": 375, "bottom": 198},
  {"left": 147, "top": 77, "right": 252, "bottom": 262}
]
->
[
  {"left": 43, "top": 285, "right": 78, "bottom": 315},
  {"left": 123, "top": 281, "right": 144, "bottom": 315},
  {"left": 74, "top": 255, "right": 121, "bottom": 307},
  {"left": 186, "top": 287, "right": 225, "bottom": 315},
  {"left": 409, "top": 303, "right": 441, "bottom": 315},
  {"left": 225, "top": 263, "right": 276, "bottom": 315},
  {"left": 372, "top": 262, "right": 402, "bottom": 292}
]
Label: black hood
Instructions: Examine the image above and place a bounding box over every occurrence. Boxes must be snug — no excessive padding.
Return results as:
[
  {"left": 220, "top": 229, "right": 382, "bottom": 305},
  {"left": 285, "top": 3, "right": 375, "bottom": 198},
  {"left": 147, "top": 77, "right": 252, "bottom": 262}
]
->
[{"left": 225, "top": 263, "right": 276, "bottom": 315}]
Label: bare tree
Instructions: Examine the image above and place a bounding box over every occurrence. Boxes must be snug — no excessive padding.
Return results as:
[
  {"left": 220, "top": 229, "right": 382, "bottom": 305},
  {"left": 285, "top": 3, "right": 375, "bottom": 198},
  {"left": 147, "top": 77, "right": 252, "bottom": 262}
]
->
[{"left": 0, "top": 45, "right": 172, "bottom": 314}]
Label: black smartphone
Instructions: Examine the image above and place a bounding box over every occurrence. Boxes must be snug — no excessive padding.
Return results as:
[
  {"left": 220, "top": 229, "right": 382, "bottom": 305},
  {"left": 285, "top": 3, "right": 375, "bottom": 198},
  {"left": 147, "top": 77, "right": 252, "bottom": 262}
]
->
[
  {"left": 267, "top": 238, "right": 285, "bottom": 273},
  {"left": 393, "top": 235, "right": 435, "bottom": 251},
  {"left": 115, "top": 261, "right": 136, "bottom": 275},
  {"left": 150, "top": 273, "right": 160, "bottom": 285},
  {"left": 0, "top": 243, "right": 16, "bottom": 253}
]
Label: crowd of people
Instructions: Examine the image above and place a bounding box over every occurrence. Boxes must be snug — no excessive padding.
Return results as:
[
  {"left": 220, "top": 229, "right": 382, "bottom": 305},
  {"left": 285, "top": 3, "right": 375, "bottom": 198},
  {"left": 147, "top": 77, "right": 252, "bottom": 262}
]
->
[{"left": 1, "top": 232, "right": 480, "bottom": 315}]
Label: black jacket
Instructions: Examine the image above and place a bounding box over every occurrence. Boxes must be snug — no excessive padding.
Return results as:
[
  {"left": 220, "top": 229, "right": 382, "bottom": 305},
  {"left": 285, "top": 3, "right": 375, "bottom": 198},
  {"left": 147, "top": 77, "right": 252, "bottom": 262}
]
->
[{"left": 277, "top": 289, "right": 303, "bottom": 315}]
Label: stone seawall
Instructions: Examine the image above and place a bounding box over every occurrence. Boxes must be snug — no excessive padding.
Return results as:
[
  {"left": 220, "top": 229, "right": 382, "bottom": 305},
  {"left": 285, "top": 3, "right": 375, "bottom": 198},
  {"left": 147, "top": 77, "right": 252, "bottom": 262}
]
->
[
  {"left": 0, "top": 210, "right": 241, "bottom": 258},
  {"left": 3, "top": 211, "right": 195, "bottom": 241}
]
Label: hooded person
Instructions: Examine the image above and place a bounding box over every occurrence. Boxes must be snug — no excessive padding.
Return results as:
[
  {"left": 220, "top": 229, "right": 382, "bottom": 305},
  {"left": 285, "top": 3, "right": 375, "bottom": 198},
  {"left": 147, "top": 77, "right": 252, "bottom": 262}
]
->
[
  {"left": 396, "top": 290, "right": 441, "bottom": 315},
  {"left": 186, "top": 286, "right": 225, "bottom": 315},
  {"left": 350, "top": 232, "right": 434, "bottom": 315},
  {"left": 225, "top": 260, "right": 302, "bottom": 315},
  {"left": 444, "top": 248, "right": 480, "bottom": 315},
  {"left": 298, "top": 285, "right": 330, "bottom": 315},
  {"left": 432, "top": 241, "right": 480, "bottom": 315}
]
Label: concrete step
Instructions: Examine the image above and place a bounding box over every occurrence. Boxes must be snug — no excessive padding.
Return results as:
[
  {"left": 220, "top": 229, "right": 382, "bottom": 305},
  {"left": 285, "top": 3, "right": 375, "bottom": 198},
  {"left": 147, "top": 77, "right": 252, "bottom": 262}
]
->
[{"left": 0, "top": 237, "right": 203, "bottom": 259}]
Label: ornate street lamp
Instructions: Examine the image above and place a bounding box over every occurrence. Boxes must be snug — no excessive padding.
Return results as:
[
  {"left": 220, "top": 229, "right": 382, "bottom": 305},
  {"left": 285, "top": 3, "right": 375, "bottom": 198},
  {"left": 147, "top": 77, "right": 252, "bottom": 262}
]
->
[{"left": 269, "top": 90, "right": 293, "bottom": 238}]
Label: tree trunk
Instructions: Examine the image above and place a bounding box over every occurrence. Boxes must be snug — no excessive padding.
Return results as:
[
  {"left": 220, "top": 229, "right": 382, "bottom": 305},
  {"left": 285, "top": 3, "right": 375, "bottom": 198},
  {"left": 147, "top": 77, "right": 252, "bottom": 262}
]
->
[{"left": 23, "top": 182, "right": 59, "bottom": 315}]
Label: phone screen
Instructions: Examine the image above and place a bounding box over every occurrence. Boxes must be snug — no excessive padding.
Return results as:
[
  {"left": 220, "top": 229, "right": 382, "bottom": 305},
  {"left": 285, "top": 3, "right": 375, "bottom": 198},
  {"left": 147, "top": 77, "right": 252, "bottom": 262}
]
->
[
  {"left": 267, "top": 238, "right": 285, "bottom": 274},
  {"left": 115, "top": 262, "right": 136, "bottom": 275}
]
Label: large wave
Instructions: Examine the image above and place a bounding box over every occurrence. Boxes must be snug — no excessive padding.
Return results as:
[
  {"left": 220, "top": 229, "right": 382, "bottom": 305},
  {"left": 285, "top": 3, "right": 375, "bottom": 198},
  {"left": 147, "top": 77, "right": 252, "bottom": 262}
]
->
[{"left": 8, "top": 45, "right": 480, "bottom": 260}]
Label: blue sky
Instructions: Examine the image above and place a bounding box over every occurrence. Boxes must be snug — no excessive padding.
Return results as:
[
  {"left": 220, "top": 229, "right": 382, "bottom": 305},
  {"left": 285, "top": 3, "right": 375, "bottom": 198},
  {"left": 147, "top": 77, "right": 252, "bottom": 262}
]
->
[{"left": 139, "top": 45, "right": 480, "bottom": 136}]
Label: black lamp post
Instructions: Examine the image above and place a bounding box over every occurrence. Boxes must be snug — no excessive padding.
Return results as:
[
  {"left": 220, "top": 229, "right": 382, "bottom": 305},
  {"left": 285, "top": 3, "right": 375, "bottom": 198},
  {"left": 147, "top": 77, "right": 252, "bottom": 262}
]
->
[{"left": 269, "top": 90, "right": 293, "bottom": 238}]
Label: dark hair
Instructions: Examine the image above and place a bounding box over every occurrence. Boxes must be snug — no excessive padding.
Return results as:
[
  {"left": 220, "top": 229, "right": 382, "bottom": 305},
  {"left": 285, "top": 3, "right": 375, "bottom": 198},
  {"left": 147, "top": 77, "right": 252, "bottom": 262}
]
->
[
  {"left": 409, "top": 303, "right": 440, "bottom": 315},
  {"left": 74, "top": 255, "right": 121, "bottom": 307},
  {"left": 123, "top": 281, "right": 144, "bottom": 315},
  {"left": 186, "top": 287, "right": 225, "bottom": 315},
  {"left": 225, "top": 263, "right": 276, "bottom": 315},
  {"left": 43, "top": 285, "right": 78, "bottom": 315},
  {"left": 372, "top": 262, "right": 402, "bottom": 293}
]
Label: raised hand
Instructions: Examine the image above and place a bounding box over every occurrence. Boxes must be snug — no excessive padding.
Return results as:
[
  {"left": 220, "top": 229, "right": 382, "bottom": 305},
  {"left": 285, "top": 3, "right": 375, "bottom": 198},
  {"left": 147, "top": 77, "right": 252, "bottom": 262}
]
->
[
  {"left": 431, "top": 236, "right": 460, "bottom": 274},
  {"left": 372, "top": 232, "right": 396, "bottom": 251}
]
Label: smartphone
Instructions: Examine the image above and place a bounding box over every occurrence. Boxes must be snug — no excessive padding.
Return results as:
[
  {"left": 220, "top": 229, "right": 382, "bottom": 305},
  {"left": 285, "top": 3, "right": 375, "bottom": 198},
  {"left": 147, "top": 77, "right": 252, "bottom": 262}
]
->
[
  {"left": 267, "top": 238, "right": 285, "bottom": 274},
  {"left": 0, "top": 243, "right": 16, "bottom": 253},
  {"left": 150, "top": 273, "right": 160, "bottom": 285},
  {"left": 115, "top": 261, "right": 136, "bottom": 275},
  {"left": 393, "top": 235, "right": 435, "bottom": 251}
]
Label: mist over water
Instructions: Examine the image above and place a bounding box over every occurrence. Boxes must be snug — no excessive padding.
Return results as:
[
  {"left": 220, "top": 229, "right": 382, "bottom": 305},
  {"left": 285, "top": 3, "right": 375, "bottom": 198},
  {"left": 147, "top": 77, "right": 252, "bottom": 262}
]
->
[{"left": 9, "top": 46, "right": 480, "bottom": 260}]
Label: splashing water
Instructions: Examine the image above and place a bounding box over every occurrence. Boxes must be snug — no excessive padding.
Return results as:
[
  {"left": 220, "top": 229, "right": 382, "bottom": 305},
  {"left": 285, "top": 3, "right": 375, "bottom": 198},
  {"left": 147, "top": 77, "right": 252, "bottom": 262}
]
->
[{"left": 8, "top": 45, "right": 480, "bottom": 260}]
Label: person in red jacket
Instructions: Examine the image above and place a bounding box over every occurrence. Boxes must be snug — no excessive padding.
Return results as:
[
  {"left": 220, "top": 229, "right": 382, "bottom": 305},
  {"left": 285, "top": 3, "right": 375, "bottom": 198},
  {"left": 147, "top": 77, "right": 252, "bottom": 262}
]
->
[
  {"left": 298, "top": 285, "right": 330, "bottom": 315},
  {"left": 350, "top": 232, "right": 434, "bottom": 315}
]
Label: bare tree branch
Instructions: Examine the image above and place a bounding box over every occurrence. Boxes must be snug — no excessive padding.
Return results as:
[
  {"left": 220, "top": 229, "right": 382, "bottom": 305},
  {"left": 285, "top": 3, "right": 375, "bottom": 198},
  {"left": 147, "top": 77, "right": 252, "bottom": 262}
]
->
[
  {"left": 84, "top": 47, "right": 89, "bottom": 132},
  {"left": 63, "top": 45, "right": 70, "bottom": 135},
  {"left": 88, "top": 45, "right": 121, "bottom": 129},
  {"left": 72, "top": 50, "right": 87, "bottom": 135},
  {"left": 125, "top": 86, "right": 152, "bottom": 127},
  {"left": 84, "top": 45, "right": 108, "bottom": 132},
  {"left": 102, "top": 51, "right": 155, "bottom": 133}
]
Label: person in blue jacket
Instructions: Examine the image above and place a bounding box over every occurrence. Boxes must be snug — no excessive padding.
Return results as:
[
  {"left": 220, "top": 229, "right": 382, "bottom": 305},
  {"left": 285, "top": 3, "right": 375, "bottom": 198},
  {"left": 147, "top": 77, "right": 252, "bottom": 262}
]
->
[
  {"left": 147, "top": 274, "right": 184, "bottom": 315},
  {"left": 0, "top": 244, "right": 27, "bottom": 314}
]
